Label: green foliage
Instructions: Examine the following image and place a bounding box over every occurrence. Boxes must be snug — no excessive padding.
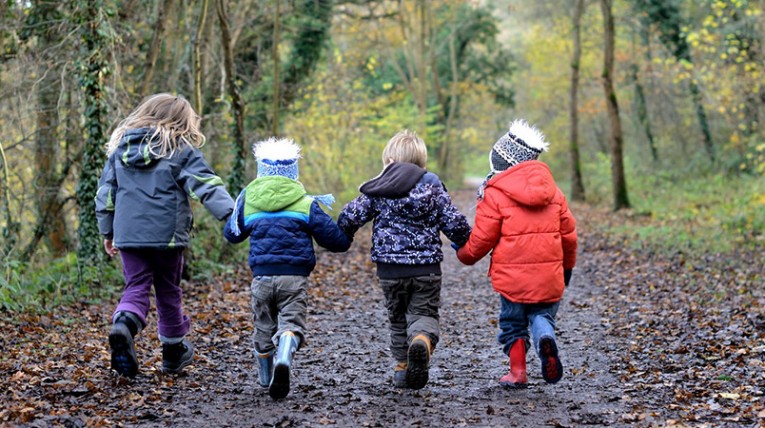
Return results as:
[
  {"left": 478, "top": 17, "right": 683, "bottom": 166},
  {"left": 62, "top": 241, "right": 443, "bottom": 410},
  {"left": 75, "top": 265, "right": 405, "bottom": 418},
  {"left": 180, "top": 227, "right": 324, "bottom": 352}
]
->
[
  {"left": 286, "top": 72, "right": 440, "bottom": 206},
  {"left": 185, "top": 207, "right": 245, "bottom": 282},
  {"left": 0, "top": 253, "right": 122, "bottom": 312},
  {"left": 594, "top": 164, "right": 765, "bottom": 254}
]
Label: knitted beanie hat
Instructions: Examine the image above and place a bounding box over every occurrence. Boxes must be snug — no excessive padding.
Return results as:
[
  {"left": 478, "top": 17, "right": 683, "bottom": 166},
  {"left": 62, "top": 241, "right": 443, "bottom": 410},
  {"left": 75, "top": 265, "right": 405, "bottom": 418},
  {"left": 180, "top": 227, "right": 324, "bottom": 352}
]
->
[
  {"left": 254, "top": 137, "right": 300, "bottom": 180},
  {"left": 490, "top": 119, "right": 549, "bottom": 173}
]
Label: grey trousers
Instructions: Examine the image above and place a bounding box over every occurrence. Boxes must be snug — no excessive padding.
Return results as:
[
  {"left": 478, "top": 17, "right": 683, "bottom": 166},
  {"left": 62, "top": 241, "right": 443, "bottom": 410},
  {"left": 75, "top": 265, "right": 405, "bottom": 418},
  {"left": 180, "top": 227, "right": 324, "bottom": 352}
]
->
[
  {"left": 250, "top": 275, "right": 307, "bottom": 354},
  {"left": 379, "top": 274, "right": 441, "bottom": 362}
]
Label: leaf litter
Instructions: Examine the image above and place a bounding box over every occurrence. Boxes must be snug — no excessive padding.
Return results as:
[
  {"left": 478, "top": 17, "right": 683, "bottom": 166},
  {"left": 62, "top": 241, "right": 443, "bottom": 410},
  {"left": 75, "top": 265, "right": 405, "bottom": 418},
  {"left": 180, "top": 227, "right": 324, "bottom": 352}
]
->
[{"left": 1, "top": 191, "right": 761, "bottom": 426}]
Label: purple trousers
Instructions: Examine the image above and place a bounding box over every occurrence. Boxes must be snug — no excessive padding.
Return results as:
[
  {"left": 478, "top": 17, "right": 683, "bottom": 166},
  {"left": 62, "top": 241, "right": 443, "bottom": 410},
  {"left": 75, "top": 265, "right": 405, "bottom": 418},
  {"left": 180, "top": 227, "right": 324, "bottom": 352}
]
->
[{"left": 114, "top": 248, "right": 190, "bottom": 339}]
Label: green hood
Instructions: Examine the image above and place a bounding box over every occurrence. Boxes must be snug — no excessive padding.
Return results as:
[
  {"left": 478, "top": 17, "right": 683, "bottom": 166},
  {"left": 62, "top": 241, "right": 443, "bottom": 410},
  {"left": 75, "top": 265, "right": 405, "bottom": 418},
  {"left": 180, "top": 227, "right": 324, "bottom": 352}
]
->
[{"left": 245, "top": 176, "right": 306, "bottom": 213}]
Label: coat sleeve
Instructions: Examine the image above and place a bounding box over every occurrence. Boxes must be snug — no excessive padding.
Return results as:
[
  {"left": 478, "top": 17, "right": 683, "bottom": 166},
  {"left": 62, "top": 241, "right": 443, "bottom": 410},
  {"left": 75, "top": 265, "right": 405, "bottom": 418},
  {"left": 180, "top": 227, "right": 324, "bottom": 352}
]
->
[
  {"left": 337, "top": 194, "right": 375, "bottom": 240},
  {"left": 95, "top": 156, "right": 117, "bottom": 239},
  {"left": 456, "top": 190, "right": 502, "bottom": 265},
  {"left": 177, "top": 148, "right": 234, "bottom": 221},
  {"left": 559, "top": 193, "right": 577, "bottom": 269},
  {"left": 308, "top": 201, "right": 351, "bottom": 252},
  {"left": 435, "top": 187, "right": 471, "bottom": 247},
  {"left": 223, "top": 189, "right": 250, "bottom": 244}
]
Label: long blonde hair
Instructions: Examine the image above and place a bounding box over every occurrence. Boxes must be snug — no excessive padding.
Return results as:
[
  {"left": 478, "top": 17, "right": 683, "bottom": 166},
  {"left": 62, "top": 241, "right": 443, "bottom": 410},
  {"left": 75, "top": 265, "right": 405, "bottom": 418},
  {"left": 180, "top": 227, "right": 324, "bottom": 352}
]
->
[{"left": 106, "top": 93, "right": 205, "bottom": 157}]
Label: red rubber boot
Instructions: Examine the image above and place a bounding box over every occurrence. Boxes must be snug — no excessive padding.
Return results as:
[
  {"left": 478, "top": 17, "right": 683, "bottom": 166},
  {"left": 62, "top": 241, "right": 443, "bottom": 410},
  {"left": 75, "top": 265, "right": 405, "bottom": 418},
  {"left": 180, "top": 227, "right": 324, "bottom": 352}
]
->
[{"left": 499, "top": 339, "right": 528, "bottom": 388}]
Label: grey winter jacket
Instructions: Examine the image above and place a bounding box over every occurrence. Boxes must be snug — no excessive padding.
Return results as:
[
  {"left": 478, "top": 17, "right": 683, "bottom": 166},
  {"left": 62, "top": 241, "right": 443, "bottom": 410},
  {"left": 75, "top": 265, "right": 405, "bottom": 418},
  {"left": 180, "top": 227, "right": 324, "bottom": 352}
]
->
[{"left": 95, "top": 128, "right": 234, "bottom": 249}]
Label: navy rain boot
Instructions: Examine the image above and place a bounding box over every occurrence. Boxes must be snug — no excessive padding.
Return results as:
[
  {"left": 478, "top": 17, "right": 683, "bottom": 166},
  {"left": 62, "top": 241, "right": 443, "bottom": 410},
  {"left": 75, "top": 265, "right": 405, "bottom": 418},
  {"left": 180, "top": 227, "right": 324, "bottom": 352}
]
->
[{"left": 269, "top": 332, "right": 298, "bottom": 399}]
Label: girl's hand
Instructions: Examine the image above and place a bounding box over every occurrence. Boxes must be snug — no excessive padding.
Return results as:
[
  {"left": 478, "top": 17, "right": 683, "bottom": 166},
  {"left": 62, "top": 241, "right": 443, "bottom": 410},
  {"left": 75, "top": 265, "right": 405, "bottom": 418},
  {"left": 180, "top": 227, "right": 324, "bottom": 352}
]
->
[{"left": 104, "top": 239, "right": 119, "bottom": 257}]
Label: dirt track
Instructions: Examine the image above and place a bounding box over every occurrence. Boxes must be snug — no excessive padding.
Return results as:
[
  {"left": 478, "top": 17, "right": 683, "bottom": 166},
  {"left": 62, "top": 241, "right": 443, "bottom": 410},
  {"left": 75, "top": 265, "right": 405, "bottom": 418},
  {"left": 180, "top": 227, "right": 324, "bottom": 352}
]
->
[
  {"left": 147, "top": 191, "right": 628, "bottom": 427},
  {"left": 1, "top": 191, "right": 633, "bottom": 427}
]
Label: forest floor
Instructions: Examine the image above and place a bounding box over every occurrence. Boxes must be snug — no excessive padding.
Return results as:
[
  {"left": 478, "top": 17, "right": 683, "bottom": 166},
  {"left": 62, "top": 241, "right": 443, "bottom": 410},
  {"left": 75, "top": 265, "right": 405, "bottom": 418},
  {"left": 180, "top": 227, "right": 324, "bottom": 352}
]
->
[{"left": 1, "top": 190, "right": 763, "bottom": 427}]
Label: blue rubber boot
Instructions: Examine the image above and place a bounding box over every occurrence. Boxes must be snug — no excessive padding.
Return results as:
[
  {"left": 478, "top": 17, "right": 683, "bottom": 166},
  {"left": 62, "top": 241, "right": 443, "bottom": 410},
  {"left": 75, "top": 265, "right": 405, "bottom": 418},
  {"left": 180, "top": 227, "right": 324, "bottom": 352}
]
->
[
  {"left": 269, "top": 332, "right": 298, "bottom": 399},
  {"left": 257, "top": 351, "right": 274, "bottom": 388}
]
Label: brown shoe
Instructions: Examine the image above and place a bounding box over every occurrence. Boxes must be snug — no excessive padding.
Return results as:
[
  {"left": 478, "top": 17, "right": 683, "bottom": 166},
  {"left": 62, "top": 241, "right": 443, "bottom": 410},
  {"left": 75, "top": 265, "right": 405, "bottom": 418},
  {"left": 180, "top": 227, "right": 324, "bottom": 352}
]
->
[{"left": 406, "top": 334, "right": 432, "bottom": 389}]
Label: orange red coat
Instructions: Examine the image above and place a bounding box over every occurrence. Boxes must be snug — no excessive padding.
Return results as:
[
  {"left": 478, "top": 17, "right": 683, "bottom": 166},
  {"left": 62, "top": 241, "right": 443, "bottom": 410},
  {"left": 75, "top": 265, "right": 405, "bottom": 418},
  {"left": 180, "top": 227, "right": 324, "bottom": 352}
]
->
[{"left": 457, "top": 161, "right": 577, "bottom": 303}]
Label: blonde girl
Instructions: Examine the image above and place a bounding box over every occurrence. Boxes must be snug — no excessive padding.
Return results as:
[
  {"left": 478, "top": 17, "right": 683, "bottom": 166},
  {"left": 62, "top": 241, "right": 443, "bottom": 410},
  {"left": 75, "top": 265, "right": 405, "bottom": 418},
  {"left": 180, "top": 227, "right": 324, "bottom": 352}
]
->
[{"left": 95, "top": 94, "right": 234, "bottom": 377}]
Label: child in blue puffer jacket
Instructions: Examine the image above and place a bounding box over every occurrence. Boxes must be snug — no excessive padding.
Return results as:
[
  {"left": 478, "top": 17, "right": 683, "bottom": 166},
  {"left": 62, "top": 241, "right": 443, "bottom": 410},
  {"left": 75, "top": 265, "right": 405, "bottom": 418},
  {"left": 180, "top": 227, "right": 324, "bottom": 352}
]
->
[
  {"left": 223, "top": 137, "right": 350, "bottom": 399},
  {"left": 338, "top": 130, "right": 471, "bottom": 389}
]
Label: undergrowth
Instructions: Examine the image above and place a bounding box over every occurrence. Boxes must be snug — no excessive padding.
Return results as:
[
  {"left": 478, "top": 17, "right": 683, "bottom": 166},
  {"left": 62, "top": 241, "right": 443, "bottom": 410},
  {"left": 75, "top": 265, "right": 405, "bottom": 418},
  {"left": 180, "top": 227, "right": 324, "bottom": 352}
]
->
[
  {"left": 579, "top": 153, "right": 764, "bottom": 255},
  {"left": 0, "top": 208, "right": 246, "bottom": 313}
]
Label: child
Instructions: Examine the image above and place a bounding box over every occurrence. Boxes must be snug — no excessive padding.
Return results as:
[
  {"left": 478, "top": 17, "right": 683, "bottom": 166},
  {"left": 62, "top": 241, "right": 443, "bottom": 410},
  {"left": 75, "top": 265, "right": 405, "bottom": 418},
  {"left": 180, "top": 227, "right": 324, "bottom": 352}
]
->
[
  {"left": 456, "top": 120, "right": 577, "bottom": 388},
  {"left": 95, "top": 93, "right": 234, "bottom": 378},
  {"left": 223, "top": 137, "right": 350, "bottom": 399},
  {"left": 337, "top": 130, "right": 471, "bottom": 390}
]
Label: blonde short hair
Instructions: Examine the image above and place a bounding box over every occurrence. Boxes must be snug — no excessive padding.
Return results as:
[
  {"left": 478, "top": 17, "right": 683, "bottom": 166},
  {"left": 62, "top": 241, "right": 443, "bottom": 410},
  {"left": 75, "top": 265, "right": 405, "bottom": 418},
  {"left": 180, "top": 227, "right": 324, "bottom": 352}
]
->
[
  {"left": 382, "top": 130, "right": 427, "bottom": 167},
  {"left": 106, "top": 93, "right": 204, "bottom": 158}
]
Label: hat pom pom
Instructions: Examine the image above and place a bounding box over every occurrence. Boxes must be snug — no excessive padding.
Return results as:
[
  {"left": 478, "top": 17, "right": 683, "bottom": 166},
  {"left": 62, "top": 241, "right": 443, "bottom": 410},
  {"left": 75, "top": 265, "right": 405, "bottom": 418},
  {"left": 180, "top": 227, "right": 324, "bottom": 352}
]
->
[
  {"left": 253, "top": 137, "right": 301, "bottom": 161},
  {"left": 508, "top": 119, "right": 549, "bottom": 153}
]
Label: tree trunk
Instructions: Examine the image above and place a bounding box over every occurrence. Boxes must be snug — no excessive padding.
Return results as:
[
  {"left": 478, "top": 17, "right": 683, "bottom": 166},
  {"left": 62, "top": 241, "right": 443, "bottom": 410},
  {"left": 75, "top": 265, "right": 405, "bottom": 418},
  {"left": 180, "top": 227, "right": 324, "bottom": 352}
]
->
[
  {"left": 0, "top": 141, "right": 18, "bottom": 258},
  {"left": 688, "top": 79, "right": 714, "bottom": 162},
  {"left": 600, "top": 0, "right": 630, "bottom": 210},
  {"left": 272, "top": 0, "right": 280, "bottom": 136},
  {"left": 27, "top": 1, "right": 68, "bottom": 257},
  {"left": 630, "top": 63, "right": 658, "bottom": 162},
  {"left": 437, "top": 27, "right": 458, "bottom": 180},
  {"left": 217, "top": 0, "right": 247, "bottom": 194},
  {"left": 634, "top": 0, "right": 714, "bottom": 163},
  {"left": 569, "top": 0, "right": 586, "bottom": 202},
  {"left": 76, "top": 0, "right": 109, "bottom": 282},
  {"left": 193, "top": 0, "right": 209, "bottom": 114},
  {"left": 140, "top": 0, "right": 175, "bottom": 97}
]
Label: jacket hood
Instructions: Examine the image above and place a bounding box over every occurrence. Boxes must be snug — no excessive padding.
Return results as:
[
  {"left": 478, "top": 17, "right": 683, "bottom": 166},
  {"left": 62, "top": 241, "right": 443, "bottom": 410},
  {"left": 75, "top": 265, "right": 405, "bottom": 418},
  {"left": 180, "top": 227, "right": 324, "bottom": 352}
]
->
[
  {"left": 488, "top": 160, "right": 557, "bottom": 207},
  {"left": 116, "top": 128, "right": 163, "bottom": 168},
  {"left": 360, "top": 162, "right": 427, "bottom": 198},
  {"left": 246, "top": 175, "right": 306, "bottom": 212}
]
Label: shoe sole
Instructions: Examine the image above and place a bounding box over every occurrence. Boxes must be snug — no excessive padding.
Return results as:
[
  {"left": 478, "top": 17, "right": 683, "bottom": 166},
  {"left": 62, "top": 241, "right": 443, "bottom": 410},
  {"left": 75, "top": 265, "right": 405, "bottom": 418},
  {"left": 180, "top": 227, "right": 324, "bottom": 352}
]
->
[
  {"left": 406, "top": 341, "right": 430, "bottom": 390},
  {"left": 269, "top": 363, "right": 290, "bottom": 399},
  {"left": 109, "top": 325, "right": 138, "bottom": 378},
  {"left": 161, "top": 355, "right": 193, "bottom": 374},
  {"left": 539, "top": 337, "right": 563, "bottom": 384},
  {"left": 499, "top": 379, "right": 528, "bottom": 389}
]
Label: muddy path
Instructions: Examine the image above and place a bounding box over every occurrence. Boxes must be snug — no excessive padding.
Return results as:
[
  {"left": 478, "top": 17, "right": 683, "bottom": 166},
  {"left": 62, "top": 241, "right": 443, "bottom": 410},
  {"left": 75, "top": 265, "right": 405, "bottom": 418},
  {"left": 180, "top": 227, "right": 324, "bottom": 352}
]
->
[
  {"left": 1, "top": 191, "right": 629, "bottom": 427},
  {"left": 160, "top": 248, "right": 625, "bottom": 426},
  {"left": 139, "top": 191, "right": 626, "bottom": 427}
]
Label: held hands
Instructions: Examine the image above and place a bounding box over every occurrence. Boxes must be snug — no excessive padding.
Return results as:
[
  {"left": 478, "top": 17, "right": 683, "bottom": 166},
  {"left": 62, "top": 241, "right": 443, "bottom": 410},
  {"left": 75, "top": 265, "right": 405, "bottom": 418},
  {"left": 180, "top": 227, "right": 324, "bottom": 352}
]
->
[{"left": 104, "top": 239, "right": 119, "bottom": 258}]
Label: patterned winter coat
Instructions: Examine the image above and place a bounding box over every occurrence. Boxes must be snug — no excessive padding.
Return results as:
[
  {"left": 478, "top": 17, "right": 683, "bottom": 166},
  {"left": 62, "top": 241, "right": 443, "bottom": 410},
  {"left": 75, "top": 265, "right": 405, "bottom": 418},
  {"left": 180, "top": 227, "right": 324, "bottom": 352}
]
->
[
  {"left": 457, "top": 160, "right": 577, "bottom": 304},
  {"left": 338, "top": 162, "right": 471, "bottom": 278},
  {"left": 223, "top": 175, "right": 350, "bottom": 277},
  {"left": 95, "top": 128, "right": 234, "bottom": 249}
]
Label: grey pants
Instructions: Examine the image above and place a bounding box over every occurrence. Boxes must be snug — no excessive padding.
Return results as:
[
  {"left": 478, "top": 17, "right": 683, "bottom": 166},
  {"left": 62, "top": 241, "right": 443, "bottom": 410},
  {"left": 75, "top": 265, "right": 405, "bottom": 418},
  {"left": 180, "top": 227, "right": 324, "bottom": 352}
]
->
[
  {"left": 250, "top": 275, "right": 307, "bottom": 354},
  {"left": 379, "top": 274, "right": 441, "bottom": 362}
]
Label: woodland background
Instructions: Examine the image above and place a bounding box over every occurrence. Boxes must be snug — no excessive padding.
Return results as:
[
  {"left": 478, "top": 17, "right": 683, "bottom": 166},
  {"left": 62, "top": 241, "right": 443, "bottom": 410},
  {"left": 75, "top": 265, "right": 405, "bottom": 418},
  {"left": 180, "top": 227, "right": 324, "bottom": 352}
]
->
[{"left": 0, "top": 0, "right": 763, "bottom": 308}]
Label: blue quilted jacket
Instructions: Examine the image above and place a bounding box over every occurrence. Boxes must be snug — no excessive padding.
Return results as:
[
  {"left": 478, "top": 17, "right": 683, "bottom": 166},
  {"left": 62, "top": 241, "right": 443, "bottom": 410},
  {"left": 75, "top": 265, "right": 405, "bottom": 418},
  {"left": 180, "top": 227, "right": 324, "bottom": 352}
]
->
[
  {"left": 223, "top": 175, "right": 350, "bottom": 277},
  {"left": 338, "top": 162, "right": 471, "bottom": 278}
]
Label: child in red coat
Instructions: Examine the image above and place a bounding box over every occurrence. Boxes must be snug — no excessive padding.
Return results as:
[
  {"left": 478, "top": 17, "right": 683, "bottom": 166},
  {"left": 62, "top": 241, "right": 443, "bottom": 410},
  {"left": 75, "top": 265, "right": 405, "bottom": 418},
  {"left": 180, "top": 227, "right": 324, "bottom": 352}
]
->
[{"left": 456, "top": 120, "right": 577, "bottom": 388}]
